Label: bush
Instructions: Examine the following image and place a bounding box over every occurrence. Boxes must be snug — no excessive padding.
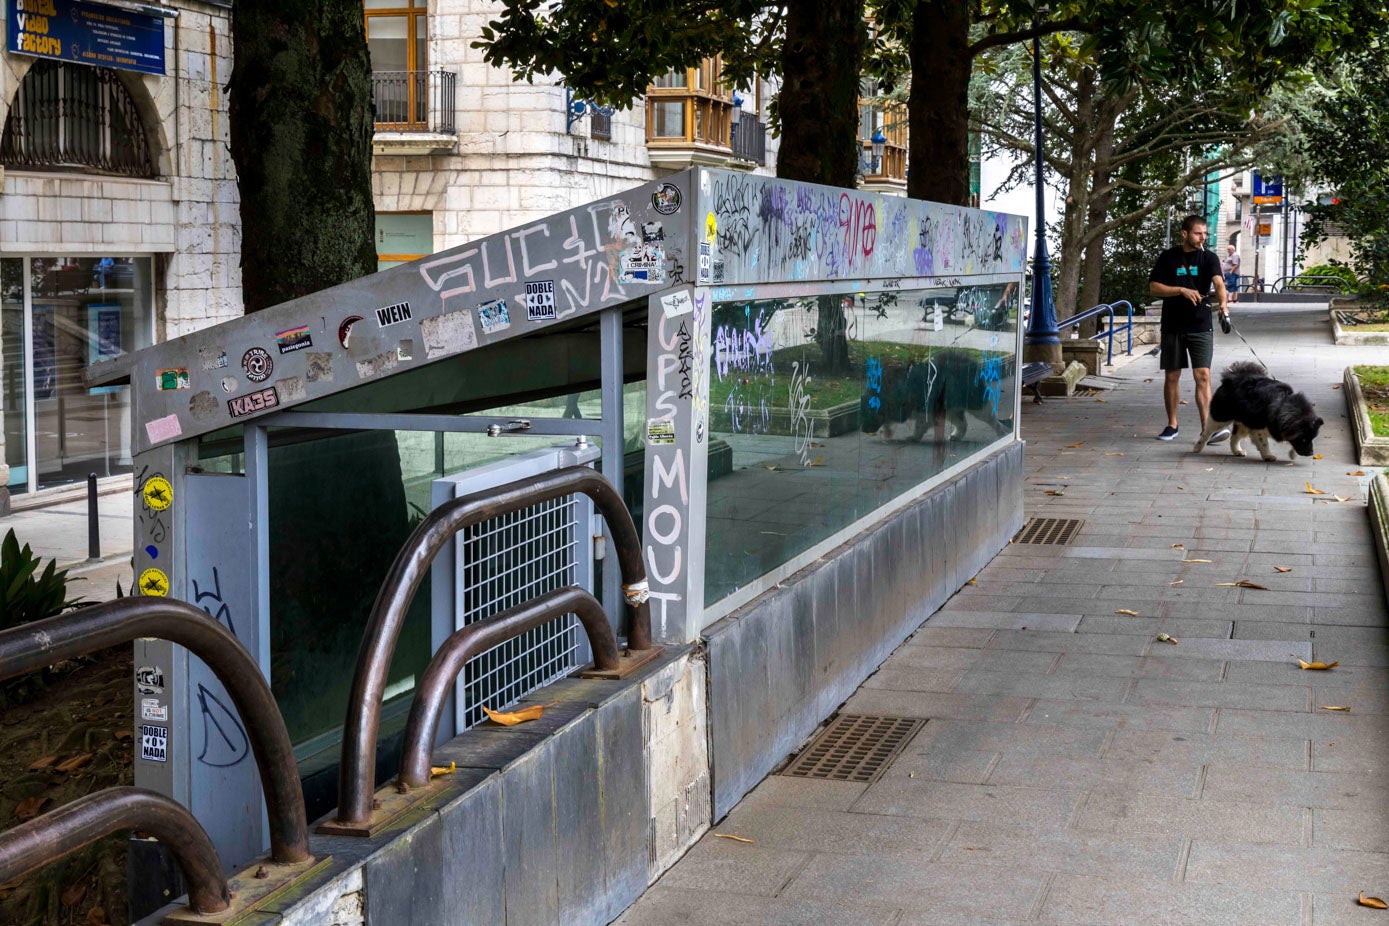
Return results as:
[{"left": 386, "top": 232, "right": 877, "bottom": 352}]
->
[
  {"left": 1298, "top": 263, "right": 1360, "bottom": 292},
  {"left": 0, "top": 528, "right": 83, "bottom": 632}
]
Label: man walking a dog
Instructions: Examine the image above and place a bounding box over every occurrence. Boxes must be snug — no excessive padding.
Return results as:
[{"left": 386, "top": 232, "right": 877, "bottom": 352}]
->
[{"left": 1149, "top": 215, "right": 1232, "bottom": 442}]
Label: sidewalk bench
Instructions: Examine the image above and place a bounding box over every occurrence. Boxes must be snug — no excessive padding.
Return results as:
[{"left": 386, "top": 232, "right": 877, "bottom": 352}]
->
[{"left": 1020, "top": 361, "right": 1052, "bottom": 404}]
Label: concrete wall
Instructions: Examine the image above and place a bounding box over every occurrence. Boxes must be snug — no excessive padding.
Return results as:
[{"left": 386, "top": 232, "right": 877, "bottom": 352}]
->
[{"left": 705, "top": 441, "right": 1025, "bottom": 818}]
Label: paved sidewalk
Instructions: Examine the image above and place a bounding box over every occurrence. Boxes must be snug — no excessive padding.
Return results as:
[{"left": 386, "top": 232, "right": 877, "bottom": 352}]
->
[
  {"left": 1, "top": 489, "right": 134, "bottom": 601},
  {"left": 617, "top": 303, "right": 1389, "bottom": 926}
]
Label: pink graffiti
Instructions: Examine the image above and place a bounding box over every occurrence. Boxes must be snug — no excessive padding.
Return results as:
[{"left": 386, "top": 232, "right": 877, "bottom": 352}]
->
[{"left": 839, "top": 194, "right": 876, "bottom": 269}]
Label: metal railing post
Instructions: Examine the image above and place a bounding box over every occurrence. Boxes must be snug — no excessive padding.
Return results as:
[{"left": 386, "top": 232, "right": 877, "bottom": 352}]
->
[
  {"left": 0, "top": 600, "right": 309, "bottom": 863},
  {"left": 86, "top": 474, "right": 100, "bottom": 561},
  {"left": 0, "top": 788, "right": 229, "bottom": 915},
  {"left": 332, "top": 466, "right": 655, "bottom": 829}
]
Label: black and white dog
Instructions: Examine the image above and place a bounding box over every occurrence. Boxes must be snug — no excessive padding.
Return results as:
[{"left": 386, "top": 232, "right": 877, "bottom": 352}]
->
[{"left": 1193, "top": 361, "right": 1323, "bottom": 461}]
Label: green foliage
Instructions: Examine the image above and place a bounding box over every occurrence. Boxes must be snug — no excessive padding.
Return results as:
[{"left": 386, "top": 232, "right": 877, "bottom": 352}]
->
[
  {"left": 1297, "top": 39, "right": 1389, "bottom": 300},
  {"left": 1299, "top": 263, "right": 1360, "bottom": 290},
  {"left": 0, "top": 528, "right": 82, "bottom": 632}
]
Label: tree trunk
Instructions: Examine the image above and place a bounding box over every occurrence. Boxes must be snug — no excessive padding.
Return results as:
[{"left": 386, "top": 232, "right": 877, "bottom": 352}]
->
[
  {"left": 1078, "top": 100, "right": 1121, "bottom": 324},
  {"left": 777, "top": 0, "right": 865, "bottom": 188},
  {"left": 907, "top": 0, "right": 970, "bottom": 204},
  {"left": 228, "top": 0, "right": 378, "bottom": 312},
  {"left": 815, "top": 295, "right": 852, "bottom": 373},
  {"left": 1053, "top": 68, "right": 1096, "bottom": 329}
]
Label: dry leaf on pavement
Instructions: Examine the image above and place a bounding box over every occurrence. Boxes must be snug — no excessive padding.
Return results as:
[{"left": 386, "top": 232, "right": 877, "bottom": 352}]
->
[
  {"left": 1045, "top": 489, "right": 1065, "bottom": 496},
  {"left": 1156, "top": 633, "right": 1178, "bottom": 645},
  {"left": 1214, "top": 580, "right": 1268, "bottom": 590},
  {"left": 1298, "top": 659, "right": 1339, "bottom": 670},
  {"left": 1170, "top": 580, "right": 1184, "bottom": 586},
  {"left": 1350, "top": 470, "right": 1367, "bottom": 476},
  {"left": 55, "top": 754, "right": 92, "bottom": 773},
  {"left": 482, "top": 704, "right": 545, "bottom": 726},
  {"left": 1314, "top": 455, "right": 1323, "bottom": 459},
  {"left": 14, "top": 796, "right": 50, "bottom": 821},
  {"left": 1320, "top": 706, "right": 1351, "bottom": 712},
  {"left": 1115, "top": 609, "right": 1141, "bottom": 616},
  {"left": 1306, "top": 482, "right": 1326, "bottom": 495},
  {"left": 27, "top": 755, "right": 58, "bottom": 771},
  {"left": 430, "top": 762, "right": 457, "bottom": 779},
  {"left": 1066, "top": 441, "right": 1084, "bottom": 448},
  {"left": 1183, "top": 558, "right": 1213, "bottom": 564},
  {"left": 1274, "top": 566, "right": 1293, "bottom": 573},
  {"left": 715, "top": 834, "right": 755, "bottom": 844},
  {"left": 1172, "top": 544, "right": 1185, "bottom": 550},
  {"left": 1358, "top": 892, "right": 1388, "bottom": 909}
]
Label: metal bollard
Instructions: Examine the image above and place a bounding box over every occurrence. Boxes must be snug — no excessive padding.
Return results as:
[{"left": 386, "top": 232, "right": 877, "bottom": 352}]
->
[{"left": 86, "top": 473, "right": 100, "bottom": 561}]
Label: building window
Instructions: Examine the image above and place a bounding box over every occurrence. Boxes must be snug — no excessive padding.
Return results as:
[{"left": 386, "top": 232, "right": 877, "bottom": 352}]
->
[
  {"left": 365, "top": 0, "right": 428, "bottom": 129},
  {"left": 0, "top": 61, "right": 154, "bottom": 178},
  {"left": 375, "top": 213, "right": 433, "bottom": 271},
  {"left": 857, "top": 90, "right": 908, "bottom": 183},
  {"left": 644, "top": 59, "right": 733, "bottom": 149}
]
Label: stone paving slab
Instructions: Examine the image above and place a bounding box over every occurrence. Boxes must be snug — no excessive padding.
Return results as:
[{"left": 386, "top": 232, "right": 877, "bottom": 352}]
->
[{"left": 617, "top": 305, "right": 1389, "bottom": 926}]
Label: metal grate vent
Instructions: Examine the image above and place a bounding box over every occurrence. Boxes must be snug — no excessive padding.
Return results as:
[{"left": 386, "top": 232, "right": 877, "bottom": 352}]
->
[
  {"left": 1015, "top": 517, "right": 1085, "bottom": 545},
  {"left": 780, "top": 714, "right": 925, "bottom": 783}
]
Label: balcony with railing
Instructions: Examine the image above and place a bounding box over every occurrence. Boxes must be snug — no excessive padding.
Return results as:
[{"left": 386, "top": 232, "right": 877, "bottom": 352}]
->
[
  {"left": 371, "top": 69, "right": 457, "bottom": 155},
  {"left": 730, "top": 110, "right": 766, "bottom": 166},
  {"left": 645, "top": 59, "right": 738, "bottom": 169},
  {"left": 859, "top": 99, "right": 908, "bottom": 194}
]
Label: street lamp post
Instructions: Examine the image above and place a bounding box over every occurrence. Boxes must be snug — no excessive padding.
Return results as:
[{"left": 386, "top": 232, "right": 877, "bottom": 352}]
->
[{"left": 1023, "top": 12, "right": 1061, "bottom": 367}]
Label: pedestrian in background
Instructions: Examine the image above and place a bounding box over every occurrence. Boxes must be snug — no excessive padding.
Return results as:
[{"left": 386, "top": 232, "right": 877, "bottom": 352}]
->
[
  {"left": 1149, "top": 215, "right": 1232, "bottom": 443},
  {"left": 1221, "top": 244, "right": 1241, "bottom": 304}
]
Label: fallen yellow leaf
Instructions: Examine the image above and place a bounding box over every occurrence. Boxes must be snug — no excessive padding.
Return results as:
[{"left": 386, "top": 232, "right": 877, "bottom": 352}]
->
[
  {"left": 1095, "top": 398, "right": 1106, "bottom": 403},
  {"left": 1314, "top": 455, "right": 1323, "bottom": 460},
  {"left": 1350, "top": 471, "right": 1367, "bottom": 476},
  {"left": 1177, "top": 485, "right": 1186, "bottom": 490},
  {"left": 1333, "top": 383, "right": 1343, "bottom": 389},
  {"left": 1066, "top": 441, "right": 1084, "bottom": 448},
  {"left": 1171, "top": 544, "right": 1185, "bottom": 550},
  {"left": 1274, "top": 566, "right": 1293, "bottom": 573},
  {"left": 966, "top": 576, "right": 978, "bottom": 585},
  {"left": 715, "top": 834, "right": 755, "bottom": 844},
  {"left": 1306, "top": 482, "right": 1326, "bottom": 495},
  {"left": 1115, "top": 609, "right": 1141, "bottom": 616},
  {"left": 809, "top": 455, "right": 825, "bottom": 466},
  {"left": 1170, "top": 579, "right": 1184, "bottom": 586},
  {"left": 430, "top": 761, "right": 457, "bottom": 779},
  {"left": 1298, "top": 660, "right": 1339, "bottom": 671},
  {"left": 482, "top": 704, "right": 546, "bottom": 725},
  {"left": 1237, "top": 580, "right": 1269, "bottom": 590},
  {"left": 1330, "top": 495, "right": 1351, "bottom": 503},
  {"left": 1045, "top": 489, "right": 1066, "bottom": 496},
  {"left": 1183, "top": 558, "right": 1213, "bottom": 564},
  {"left": 1320, "top": 706, "right": 1351, "bottom": 712},
  {"left": 1359, "top": 892, "right": 1388, "bottom": 909},
  {"left": 1179, "top": 399, "right": 1189, "bottom": 405}
]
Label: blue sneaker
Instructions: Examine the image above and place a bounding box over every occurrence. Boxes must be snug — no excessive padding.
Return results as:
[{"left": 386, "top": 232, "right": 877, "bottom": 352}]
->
[
  {"left": 1207, "top": 427, "right": 1232, "bottom": 445},
  {"left": 1157, "top": 426, "right": 1179, "bottom": 441}
]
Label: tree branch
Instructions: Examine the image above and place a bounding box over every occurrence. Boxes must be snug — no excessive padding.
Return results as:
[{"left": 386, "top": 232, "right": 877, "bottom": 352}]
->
[{"left": 968, "top": 18, "right": 1087, "bottom": 59}]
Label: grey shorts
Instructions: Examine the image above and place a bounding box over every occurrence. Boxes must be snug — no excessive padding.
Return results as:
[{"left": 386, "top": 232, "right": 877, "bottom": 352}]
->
[{"left": 1160, "top": 330, "right": 1213, "bottom": 370}]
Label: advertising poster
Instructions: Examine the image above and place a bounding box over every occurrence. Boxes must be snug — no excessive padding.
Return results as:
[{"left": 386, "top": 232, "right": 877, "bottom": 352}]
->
[{"left": 8, "top": 0, "right": 166, "bottom": 76}]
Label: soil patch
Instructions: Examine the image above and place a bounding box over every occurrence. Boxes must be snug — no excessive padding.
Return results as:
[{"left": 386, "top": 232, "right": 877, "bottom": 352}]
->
[{"left": 0, "top": 645, "right": 134, "bottom": 926}]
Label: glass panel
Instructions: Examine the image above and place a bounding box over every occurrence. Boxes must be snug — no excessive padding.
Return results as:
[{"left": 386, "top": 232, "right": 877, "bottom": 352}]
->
[
  {"left": 651, "top": 101, "right": 686, "bottom": 138},
  {"left": 30, "top": 256, "right": 149, "bottom": 490},
  {"left": 650, "top": 69, "right": 688, "bottom": 89},
  {"left": 414, "top": 14, "right": 426, "bottom": 71},
  {"left": 703, "top": 282, "right": 1019, "bottom": 605},
  {"left": 1, "top": 259, "right": 27, "bottom": 492},
  {"left": 366, "top": 14, "right": 409, "bottom": 71}
]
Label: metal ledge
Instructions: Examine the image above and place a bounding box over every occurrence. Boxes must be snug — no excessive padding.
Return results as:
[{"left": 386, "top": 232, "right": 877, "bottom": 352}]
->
[{"left": 162, "top": 855, "right": 334, "bottom": 925}]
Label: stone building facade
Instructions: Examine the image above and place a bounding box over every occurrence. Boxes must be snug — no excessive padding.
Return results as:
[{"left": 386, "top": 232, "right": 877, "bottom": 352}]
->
[{"left": 0, "top": 0, "right": 239, "bottom": 504}]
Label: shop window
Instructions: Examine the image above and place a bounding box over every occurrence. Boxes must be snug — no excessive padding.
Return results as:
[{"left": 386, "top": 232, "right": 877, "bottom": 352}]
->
[
  {"left": 365, "top": 0, "right": 428, "bottom": 129},
  {"left": 1, "top": 257, "right": 153, "bottom": 495},
  {"left": 0, "top": 61, "right": 154, "bottom": 177}
]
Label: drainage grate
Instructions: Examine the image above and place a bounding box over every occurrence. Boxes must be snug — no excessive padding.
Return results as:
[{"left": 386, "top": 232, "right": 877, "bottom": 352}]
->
[
  {"left": 780, "top": 714, "right": 925, "bottom": 783},
  {"left": 1014, "top": 517, "right": 1085, "bottom": 545}
]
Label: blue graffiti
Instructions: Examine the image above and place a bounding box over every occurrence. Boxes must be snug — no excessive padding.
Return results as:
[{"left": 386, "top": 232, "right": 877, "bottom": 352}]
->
[
  {"left": 865, "top": 356, "right": 883, "bottom": 412},
  {"left": 976, "top": 353, "right": 1004, "bottom": 417}
]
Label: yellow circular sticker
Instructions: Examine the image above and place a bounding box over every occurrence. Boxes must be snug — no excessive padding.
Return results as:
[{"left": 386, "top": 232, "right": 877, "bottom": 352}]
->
[
  {"left": 141, "top": 475, "right": 173, "bottom": 511},
  {"left": 705, "top": 211, "right": 717, "bottom": 242},
  {"left": 138, "top": 568, "right": 169, "bottom": 597}
]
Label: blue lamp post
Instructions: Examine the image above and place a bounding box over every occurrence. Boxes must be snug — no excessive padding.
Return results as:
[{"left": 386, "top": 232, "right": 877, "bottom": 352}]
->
[
  {"left": 871, "top": 130, "right": 887, "bottom": 174},
  {"left": 1024, "top": 12, "right": 1060, "bottom": 364}
]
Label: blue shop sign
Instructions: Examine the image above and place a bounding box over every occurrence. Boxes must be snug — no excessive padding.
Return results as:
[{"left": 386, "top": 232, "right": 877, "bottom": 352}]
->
[{"left": 8, "top": 0, "right": 165, "bottom": 76}]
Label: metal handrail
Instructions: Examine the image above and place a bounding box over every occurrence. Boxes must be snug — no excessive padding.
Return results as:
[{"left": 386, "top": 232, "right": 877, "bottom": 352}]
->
[
  {"left": 1055, "top": 300, "right": 1134, "bottom": 365},
  {"left": 0, "top": 788, "right": 229, "bottom": 914},
  {"left": 398, "top": 586, "right": 619, "bottom": 789},
  {"left": 0, "top": 599, "right": 309, "bottom": 863},
  {"left": 335, "top": 465, "right": 654, "bottom": 828},
  {"left": 1271, "top": 274, "right": 1354, "bottom": 294}
]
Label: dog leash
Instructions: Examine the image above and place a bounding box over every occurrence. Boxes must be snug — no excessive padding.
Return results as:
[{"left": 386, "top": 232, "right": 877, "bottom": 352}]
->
[{"left": 1225, "top": 317, "right": 1273, "bottom": 375}]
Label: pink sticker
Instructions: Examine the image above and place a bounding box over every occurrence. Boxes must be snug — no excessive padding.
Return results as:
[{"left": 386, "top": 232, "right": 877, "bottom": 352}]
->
[{"left": 144, "top": 414, "right": 183, "bottom": 445}]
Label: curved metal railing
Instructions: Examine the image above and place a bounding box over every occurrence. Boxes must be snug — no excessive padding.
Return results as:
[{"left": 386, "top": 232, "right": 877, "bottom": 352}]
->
[
  {"left": 0, "top": 788, "right": 229, "bottom": 914},
  {"left": 1055, "top": 300, "right": 1134, "bottom": 365},
  {"left": 0, "top": 599, "right": 309, "bottom": 863},
  {"left": 397, "top": 586, "right": 618, "bottom": 789},
  {"left": 1271, "top": 274, "right": 1354, "bottom": 294},
  {"left": 334, "top": 465, "right": 654, "bottom": 828}
]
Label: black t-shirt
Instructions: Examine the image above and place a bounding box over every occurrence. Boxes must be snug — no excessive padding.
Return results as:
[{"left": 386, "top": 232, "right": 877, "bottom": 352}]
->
[{"left": 1150, "top": 246, "right": 1221, "bottom": 333}]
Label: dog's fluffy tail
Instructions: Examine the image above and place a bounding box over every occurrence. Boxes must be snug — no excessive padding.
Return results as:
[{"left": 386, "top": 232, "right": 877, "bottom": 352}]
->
[{"left": 1223, "top": 361, "right": 1266, "bottom": 378}]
